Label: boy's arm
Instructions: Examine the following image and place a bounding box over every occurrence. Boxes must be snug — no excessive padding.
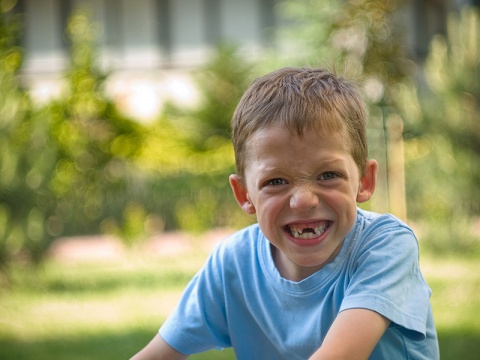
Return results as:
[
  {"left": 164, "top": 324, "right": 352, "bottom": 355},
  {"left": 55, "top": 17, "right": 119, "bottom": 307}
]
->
[
  {"left": 309, "top": 308, "right": 390, "bottom": 360},
  {"left": 130, "top": 334, "right": 188, "bottom": 360}
]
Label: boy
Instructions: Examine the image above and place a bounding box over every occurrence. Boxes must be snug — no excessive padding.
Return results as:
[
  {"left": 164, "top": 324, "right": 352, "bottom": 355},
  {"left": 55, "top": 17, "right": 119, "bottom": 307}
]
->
[{"left": 131, "top": 67, "right": 439, "bottom": 359}]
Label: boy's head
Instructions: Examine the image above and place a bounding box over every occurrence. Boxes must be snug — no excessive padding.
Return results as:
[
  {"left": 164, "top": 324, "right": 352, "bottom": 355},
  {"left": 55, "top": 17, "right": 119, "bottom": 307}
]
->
[
  {"left": 231, "top": 67, "right": 368, "bottom": 181},
  {"left": 229, "top": 67, "right": 377, "bottom": 280}
]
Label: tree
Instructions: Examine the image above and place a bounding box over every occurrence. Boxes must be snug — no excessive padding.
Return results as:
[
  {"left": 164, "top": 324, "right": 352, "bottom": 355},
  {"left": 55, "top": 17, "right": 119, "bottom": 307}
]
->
[
  {"left": 0, "top": 7, "right": 145, "bottom": 271},
  {"left": 186, "top": 42, "right": 254, "bottom": 149},
  {"left": 0, "top": 1, "right": 37, "bottom": 270},
  {"left": 45, "top": 9, "right": 143, "bottom": 237},
  {"left": 399, "top": 6, "right": 480, "bottom": 253}
]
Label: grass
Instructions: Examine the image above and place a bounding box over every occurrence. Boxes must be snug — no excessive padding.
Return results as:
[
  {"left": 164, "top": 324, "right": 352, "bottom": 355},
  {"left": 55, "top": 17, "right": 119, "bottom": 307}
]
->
[
  {"left": 419, "top": 254, "right": 480, "bottom": 359},
  {"left": 0, "top": 245, "right": 478, "bottom": 359}
]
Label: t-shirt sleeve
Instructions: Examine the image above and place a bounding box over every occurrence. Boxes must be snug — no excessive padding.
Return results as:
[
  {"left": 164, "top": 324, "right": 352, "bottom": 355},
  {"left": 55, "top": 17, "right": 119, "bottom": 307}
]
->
[
  {"left": 340, "top": 216, "right": 432, "bottom": 340},
  {"left": 159, "top": 243, "right": 231, "bottom": 354}
]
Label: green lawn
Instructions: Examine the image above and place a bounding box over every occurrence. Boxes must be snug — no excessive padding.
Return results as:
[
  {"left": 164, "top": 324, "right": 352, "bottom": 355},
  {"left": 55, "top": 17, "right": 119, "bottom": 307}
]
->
[{"left": 0, "top": 247, "right": 478, "bottom": 359}]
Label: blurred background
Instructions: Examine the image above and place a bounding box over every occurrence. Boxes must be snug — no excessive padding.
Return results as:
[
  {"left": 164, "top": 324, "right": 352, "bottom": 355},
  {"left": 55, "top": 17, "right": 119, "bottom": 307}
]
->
[{"left": 0, "top": 0, "right": 479, "bottom": 359}]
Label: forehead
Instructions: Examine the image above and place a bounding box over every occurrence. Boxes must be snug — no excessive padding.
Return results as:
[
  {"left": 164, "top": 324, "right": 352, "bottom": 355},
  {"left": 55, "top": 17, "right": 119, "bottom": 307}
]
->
[
  {"left": 249, "top": 123, "right": 348, "bottom": 146},
  {"left": 245, "top": 125, "right": 350, "bottom": 162}
]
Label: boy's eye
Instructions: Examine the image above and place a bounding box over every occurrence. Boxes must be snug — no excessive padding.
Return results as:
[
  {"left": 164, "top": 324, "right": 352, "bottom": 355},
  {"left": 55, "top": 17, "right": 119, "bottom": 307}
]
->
[
  {"left": 319, "top": 172, "right": 338, "bottom": 180},
  {"left": 266, "top": 178, "right": 287, "bottom": 186}
]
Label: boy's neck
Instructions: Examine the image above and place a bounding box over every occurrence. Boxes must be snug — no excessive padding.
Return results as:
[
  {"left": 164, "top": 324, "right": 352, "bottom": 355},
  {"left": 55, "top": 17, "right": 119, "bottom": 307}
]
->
[
  {"left": 270, "top": 244, "right": 318, "bottom": 282},
  {"left": 270, "top": 241, "right": 344, "bottom": 282}
]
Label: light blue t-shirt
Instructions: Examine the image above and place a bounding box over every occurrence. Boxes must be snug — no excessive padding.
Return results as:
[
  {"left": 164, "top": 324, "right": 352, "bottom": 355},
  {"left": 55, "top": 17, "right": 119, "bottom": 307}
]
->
[{"left": 160, "top": 209, "right": 439, "bottom": 359}]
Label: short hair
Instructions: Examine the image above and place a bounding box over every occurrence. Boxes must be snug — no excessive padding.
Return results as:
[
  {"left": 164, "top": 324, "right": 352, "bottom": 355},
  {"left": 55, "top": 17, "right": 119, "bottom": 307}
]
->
[{"left": 231, "top": 67, "right": 368, "bottom": 180}]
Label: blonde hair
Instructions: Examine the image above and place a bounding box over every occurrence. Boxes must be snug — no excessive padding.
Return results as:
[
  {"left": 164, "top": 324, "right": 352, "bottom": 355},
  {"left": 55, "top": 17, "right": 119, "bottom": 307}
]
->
[{"left": 231, "top": 67, "right": 368, "bottom": 179}]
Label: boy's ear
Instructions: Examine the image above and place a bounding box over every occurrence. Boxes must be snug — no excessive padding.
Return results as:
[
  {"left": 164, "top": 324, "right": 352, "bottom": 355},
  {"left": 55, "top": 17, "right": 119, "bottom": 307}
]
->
[
  {"left": 229, "top": 174, "right": 256, "bottom": 215},
  {"left": 356, "top": 159, "right": 378, "bottom": 203}
]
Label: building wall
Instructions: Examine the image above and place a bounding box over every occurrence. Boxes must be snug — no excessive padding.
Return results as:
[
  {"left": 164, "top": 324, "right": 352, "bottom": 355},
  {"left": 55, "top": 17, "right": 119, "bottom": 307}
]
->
[
  {"left": 14, "top": 0, "right": 278, "bottom": 119},
  {"left": 11, "top": 0, "right": 474, "bottom": 119},
  {"left": 18, "top": 0, "right": 277, "bottom": 72}
]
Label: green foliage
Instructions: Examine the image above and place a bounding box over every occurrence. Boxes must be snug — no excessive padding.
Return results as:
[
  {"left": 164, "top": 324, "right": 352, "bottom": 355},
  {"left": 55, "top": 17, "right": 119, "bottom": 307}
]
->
[
  {"left": 277, "top": 0, "right": 341, "bottom": 65},
  {"left": 422, "top": 7, "right": 480, "bottom": 214},
  {"left": 44, "top": 9, "right": 143, "bottom": 237},
  {"left": 0, "top": 5, "right": 41, "bottom": 265},
  {"left": 148, "top": 43, "right": 256, "bottom": 233},
  {"left": 0, "top": 8, "right": 145, "bottom": 266},
  {"left": 169, "top": 42, "right": 254, "bottom": 149},
  {"left": 278, "top": 0, "right": 410, "bottom": 83},
  {"left": 333, "top": 0, "right": 410, "bottom": 84},
  {"left": 0, "top": 8, "right": 258, "bottom": 268},
  {"left": 400, "top": 7, "right": 480, "bottom": 254}
]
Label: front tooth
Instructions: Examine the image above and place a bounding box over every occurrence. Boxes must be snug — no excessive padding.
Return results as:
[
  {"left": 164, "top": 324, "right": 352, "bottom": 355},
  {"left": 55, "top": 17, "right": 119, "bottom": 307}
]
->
[
  {"left": 290, "top": 224, "right": 327, "bottom": 238},
  {"left": 301, "top": 232, "right": 314, "bottom": 239}
]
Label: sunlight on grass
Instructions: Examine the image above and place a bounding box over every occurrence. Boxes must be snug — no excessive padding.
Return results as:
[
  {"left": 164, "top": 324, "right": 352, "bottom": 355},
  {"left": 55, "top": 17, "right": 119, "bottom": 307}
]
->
[
  {"left": 421, "top": 254, "right": 480, "bottom": 333},
  {"left": 0, "top": 289, "right": 182, "bottom": 339},
  {"left": 0, "top": 248, "right": 478, "bottom": 360},
  {"left": 0, "top": 252, "right": 207, "bottom": 342}
]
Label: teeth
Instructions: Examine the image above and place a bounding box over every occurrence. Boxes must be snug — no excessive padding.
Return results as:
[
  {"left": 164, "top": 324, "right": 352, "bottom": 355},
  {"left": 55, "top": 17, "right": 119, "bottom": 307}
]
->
[{"left": 289, "top": 223, "right": 329, "bottom": 239}]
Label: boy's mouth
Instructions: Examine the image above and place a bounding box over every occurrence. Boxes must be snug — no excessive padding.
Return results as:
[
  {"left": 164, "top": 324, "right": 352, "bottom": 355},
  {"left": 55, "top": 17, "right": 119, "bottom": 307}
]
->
[{"left": 284, "top": 221, "right": 332, "bottom": 239}]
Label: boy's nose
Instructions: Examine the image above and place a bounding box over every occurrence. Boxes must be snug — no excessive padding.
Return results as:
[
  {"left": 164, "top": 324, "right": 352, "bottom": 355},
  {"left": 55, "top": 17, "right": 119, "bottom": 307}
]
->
[{"left": 290, "top": 186, "right": 319, "bottom": 211}]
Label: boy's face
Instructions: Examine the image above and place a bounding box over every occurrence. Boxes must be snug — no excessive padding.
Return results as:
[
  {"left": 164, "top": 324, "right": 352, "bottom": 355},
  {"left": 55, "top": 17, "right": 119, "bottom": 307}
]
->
[{"left": 230, "top": 125, "right": 377, "bottom": 281}]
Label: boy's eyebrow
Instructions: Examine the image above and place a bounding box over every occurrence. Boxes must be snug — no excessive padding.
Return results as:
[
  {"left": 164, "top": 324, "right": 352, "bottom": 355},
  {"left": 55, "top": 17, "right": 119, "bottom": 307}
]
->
[{"left": 256, "top": 157, "right": 348, "bottom": 171}]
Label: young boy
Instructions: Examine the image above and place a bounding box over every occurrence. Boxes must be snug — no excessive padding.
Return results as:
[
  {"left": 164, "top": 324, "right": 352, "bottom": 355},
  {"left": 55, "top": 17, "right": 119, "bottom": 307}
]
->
[{"left": 131, "top": 67, "right": 439, "bottom": 359}]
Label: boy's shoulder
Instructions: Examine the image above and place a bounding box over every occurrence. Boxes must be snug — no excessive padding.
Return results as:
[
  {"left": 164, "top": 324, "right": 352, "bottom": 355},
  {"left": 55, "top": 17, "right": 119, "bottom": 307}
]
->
[
  {"left": 205, "top": 224, "right": 269, "bottom": 282},
  {"left": 357, "top": 208, "right": 413, "bottom": 233},
  {"left": 224, "top": 223, "right": 262, "bottom": 243},
  {"left": 353, "top": 208, "right": 419, "bottom": 254},
  {"left": 212, "top": 223, "right": 263, "bottom": 257}
]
